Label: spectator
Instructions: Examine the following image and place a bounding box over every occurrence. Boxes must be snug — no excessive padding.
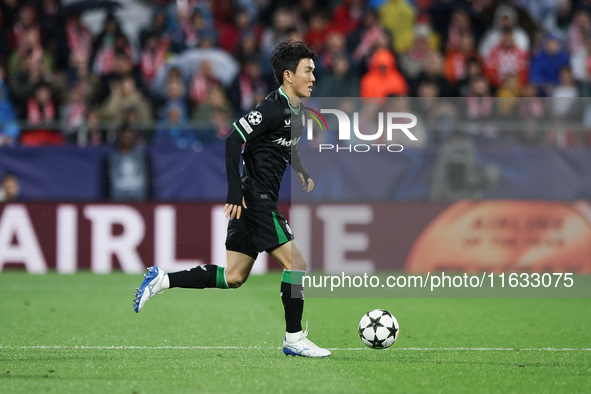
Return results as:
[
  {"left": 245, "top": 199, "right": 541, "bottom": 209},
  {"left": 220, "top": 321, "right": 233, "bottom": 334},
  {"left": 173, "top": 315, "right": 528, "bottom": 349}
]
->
[
  {"left": 552, "top": 66, "right": 580, "bottom": 117},
  {"left": 100, "top": 75, "right": 153, "bottom": 126},
  {"left": 495, "top": 74, "right": 521, "bottom": 117},
  {"left": 36, "top": 0, "right": 60, "bottom": 52},
  {"left": 7, "top": 30, "right": 54, "bottom": 114},
  {"left": 444, "top": 32, "right": 481, "bottom": 86},
  {"left": 61, "top": 81, "right": 88, "bottom": 144},
  {"left": 104, "top": 125, "right": 152, "bottom": 201},
  {"left": 140, "top": 33, "right": 170, "bottom": 90},
  {"left": 314, "top": 53, "right": 359, "bottom": 97},
  {"left": 193, "top": 85, "right": 233, "bottom": 140},
  {"left": 530, "top": 33, "right": 570, "bottom": 95},
  {"left": 161, "top": 75, "right": 188, "bottom": 122},
  {"left": 234, "top": 32, "right": 261, "bottom": 65},
  {"left": 378, "top": 0, "right": 416, "bottom": 54},
  {"left": 189, "top": 59, "right": 221, "bottom": 109},
  {"left": 458, "top": 57, "right": 484, "bottom": 97},
  {"left": 415, "top": 80, "right": 458, "bottom": 142},
  {"left": 0, "top": 67, "right": 19, "bottom": 146},
  {"left": 479, "top": 5, "right": 530, "bottom": 59},
  {"left": 153, "top": 104, "right": 197, "bottom": 149},
  {"left": 412, "top": 51, "right": 455, "bottom": 96},
  {"left": 445, "top": 8, "right": 472, "bottom": 52},
  {"left": 398, "top": 23, "right": 437, "bottom": 81},
  {"left": 92, "top": 14, "right": 132, "bottom": 76},
  {"left": 305, "top": 11, "right": 333, "bottom": 54},
  {"left": 227, "top": 58, "right": 268, "bottom": 116},
  {"left": 571, "top": 32, "right": 591, "bottom": 94},
  {"left": 552, "top": 0, "right": 575, "bottom": 34},
  {"left": 347, "top": 8, "right": 390, "bottom": 76},
  {"left": 11, "top": 4, "right": 41, "bottom": 53},
  {"left": 465, "top": 76, "right": 495, "bottom": 139},
  {"left": 61, "top": 11, "right": 92, "bottom": 70},
  {"left": 318, "top": 31, "right": 347, "bottom": 73},
  {"left": 484, "top": 28, "right": 529, "bottom": 89},
  {"left": 0, "top": 172, "right": 20, "bottom": 202},
  {"left": 21, "top": 81, "right": 63, "bottom": 146},
  {"left": 360, "top": 48, "right": 408, "bottom": 97},
  {"left": 139, "top": 8, "right": 169, "bottom": 49},
  {"left": 567, "top": 9, "right": 591, "bottom": 54},
  {"left": 260, "top": 7, "right": 294, "bottom": 60},
  {"left": 518, "top": 84, "right": 546, "bottom": 118},
  {"left": 185, "top": 8, "right": 217, "bottom": 49},
  {"left": 218, "top": 8, "right": 261, "bottom": 54},
  {"left": 330, "top": 0, "right": 364, "bottom": 35},
  {"left": 428, "top": 1, "right": 478, "bottom": 52},
  {"left": 65, "top": 48, "right": 99, "bottom": 105},
  {"left": 27, "top": 81, "right": 56, "bottom": 125},
  {"left": 79, "top": 107, "right": 107, "bottom": 146}
]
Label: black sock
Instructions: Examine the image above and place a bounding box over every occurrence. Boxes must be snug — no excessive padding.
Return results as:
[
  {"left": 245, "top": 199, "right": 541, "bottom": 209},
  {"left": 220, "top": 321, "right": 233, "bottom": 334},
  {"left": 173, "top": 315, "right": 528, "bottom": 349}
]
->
[
  {"left": 281, "top": 271, "right": 304, "bottom": 333},
  {"left": 168, "top": 265, "right": 228, "bottom": 289}
]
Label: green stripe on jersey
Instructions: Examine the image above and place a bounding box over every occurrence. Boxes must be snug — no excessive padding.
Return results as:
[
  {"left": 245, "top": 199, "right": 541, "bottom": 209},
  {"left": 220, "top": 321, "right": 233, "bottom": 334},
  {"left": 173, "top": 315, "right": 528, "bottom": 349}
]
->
[
  {"left": 282, "top": 270, "right": 305, "bottom": 285},
  {"left": 278, "top": 87, "right": 299, "bottom": 115},
  {"left": 232, "top": 122, "right": 247, "bottom": 142},
  {"left": 272, "top": 211, "right": 289, "bottom": 245}
]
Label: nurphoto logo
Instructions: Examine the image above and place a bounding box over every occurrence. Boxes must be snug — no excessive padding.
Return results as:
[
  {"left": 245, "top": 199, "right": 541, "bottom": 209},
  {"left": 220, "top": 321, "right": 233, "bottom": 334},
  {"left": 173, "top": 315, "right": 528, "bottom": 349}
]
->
[{"left": 305, "top": 108, "right": 419, "bottom": 153}]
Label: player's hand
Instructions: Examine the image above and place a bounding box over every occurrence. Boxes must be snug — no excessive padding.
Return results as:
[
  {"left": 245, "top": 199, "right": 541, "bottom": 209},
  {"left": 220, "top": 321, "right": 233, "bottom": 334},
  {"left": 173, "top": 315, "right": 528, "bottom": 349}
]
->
[
  {"left": 223, "top": 197, "right": 247, "bottom": 220},
  {"left": 297, "top": 173, "right": 314, "bottom": 193}
]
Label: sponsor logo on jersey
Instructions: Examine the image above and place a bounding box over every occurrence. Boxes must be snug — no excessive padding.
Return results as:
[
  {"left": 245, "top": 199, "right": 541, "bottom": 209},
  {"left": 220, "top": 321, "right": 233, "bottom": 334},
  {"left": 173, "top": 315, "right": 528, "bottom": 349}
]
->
[
  {"left": 239, "top": 117, "right": 253, "bottom": 133},
  {"left": 247, "top": 111, "right": 263, "bottom": 125},
  {"left": 272, "top": 136, "right": 301, "bottom": 147},
  {"left": 284, "top": 118, "right": 291, "bottom": 127}
]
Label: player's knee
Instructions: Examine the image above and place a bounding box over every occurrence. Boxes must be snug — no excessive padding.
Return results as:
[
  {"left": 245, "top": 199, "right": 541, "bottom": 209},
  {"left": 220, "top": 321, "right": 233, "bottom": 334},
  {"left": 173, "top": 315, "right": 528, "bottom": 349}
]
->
[
  {"left": 226, "top": 270, "right": 248, "bottom": 288},
  {"left": 291, "top": 255, "right": 307, "bottom": 272}
]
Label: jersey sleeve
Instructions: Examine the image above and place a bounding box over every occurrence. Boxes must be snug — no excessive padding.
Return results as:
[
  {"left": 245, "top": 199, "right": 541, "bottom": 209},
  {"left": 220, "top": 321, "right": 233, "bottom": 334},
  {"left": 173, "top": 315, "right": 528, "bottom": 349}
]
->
[
  {"left": 225, "top": 131, "right": 244, "bottom": 205},
  {"left": 290, "top": 144, "right": 311, "bottom": 181},
  {"left": 231, "top": 99, "right": 283, "bottom": 143}
]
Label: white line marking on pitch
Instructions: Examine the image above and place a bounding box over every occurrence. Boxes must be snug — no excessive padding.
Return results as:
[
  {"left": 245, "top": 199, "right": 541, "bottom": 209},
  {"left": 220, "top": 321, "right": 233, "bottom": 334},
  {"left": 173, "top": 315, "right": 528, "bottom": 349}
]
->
[{"left": 0, "top": 346, "right": 590, "bottom": 351}]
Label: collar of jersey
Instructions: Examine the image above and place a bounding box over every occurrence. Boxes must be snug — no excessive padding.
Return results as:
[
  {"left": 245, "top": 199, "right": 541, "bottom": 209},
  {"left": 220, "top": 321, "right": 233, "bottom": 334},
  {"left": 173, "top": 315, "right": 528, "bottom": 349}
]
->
[{"left": 278, "top": 86, "right": 300, "bottom": 115}]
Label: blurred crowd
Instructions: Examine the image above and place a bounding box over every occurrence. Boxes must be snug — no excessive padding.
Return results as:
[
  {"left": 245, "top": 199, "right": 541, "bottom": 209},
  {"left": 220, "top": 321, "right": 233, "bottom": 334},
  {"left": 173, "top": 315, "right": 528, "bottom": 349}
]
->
[{"left": 1, "top": 0, "right": 591, "bottom": 149}]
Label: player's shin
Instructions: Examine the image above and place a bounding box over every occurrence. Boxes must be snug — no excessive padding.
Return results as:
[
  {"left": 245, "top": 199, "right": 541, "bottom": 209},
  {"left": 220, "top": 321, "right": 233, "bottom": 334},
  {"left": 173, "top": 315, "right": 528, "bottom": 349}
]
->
[
  {"left": 280, "top": 270, "right": 305, "bottom": 341},
  {"left": 168, "top": 265, "right": 229, "bottom": 289}
]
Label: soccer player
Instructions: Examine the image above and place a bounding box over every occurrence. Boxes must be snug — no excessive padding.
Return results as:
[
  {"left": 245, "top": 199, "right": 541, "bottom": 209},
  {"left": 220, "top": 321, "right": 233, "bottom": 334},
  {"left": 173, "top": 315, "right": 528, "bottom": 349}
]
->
[{"left": 133, "top": 40, "right": 331, "bottom": 358}]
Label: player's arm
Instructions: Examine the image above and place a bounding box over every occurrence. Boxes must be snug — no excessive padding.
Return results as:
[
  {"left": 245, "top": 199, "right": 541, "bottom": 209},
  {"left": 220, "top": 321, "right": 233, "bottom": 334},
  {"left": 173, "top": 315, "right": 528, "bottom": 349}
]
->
[
  {"left": 224, "top": 131, "right": 245, "bottom": 219},
  {"left": 224, "top": 101, "right": 282, "bottom": 218},
  {"left": 291, "top": 144, "right": 314, "bottom": 193}
]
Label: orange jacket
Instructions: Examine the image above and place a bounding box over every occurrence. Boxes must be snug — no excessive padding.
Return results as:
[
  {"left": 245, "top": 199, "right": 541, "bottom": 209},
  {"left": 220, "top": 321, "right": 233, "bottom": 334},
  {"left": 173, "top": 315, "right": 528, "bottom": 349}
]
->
[{"left": 361, "top": 49, "right": 408, "bottom": 97}]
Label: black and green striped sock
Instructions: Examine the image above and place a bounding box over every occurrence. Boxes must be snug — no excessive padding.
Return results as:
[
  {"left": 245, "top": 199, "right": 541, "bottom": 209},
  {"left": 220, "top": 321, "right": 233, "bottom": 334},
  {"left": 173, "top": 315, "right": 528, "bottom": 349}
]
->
[{"left": 168, "top": 265, "right": 229, "bottom": 289}]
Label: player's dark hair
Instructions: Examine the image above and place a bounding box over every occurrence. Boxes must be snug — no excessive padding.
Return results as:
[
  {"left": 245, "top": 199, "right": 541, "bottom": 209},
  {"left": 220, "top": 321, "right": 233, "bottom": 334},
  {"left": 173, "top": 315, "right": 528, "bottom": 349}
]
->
[{"left": 271, "top": 40, "right": 318, "bottom": 85}]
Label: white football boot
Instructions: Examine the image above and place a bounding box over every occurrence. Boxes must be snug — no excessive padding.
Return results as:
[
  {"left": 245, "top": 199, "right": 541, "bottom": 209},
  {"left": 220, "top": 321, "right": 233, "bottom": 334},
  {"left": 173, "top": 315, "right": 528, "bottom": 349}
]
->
[
  {"left": 133, "top": 266, "right": 168, "bottom": 313},
  {"left": 282, "top": 326, "right": 331, "bottom": 358}
]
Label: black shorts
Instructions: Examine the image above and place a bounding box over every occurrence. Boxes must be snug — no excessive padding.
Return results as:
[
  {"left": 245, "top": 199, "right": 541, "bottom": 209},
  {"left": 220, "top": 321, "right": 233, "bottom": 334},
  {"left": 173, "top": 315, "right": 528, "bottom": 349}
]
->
[{"left": 225, "top": 205, "right": 294, "bottom": 259}]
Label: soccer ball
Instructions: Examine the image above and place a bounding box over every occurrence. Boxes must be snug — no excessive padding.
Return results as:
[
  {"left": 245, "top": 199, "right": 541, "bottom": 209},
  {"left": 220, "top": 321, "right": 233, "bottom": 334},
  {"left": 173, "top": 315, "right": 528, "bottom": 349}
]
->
[{"left": 358, "top": 309, "right": 399, "bottom": 349}]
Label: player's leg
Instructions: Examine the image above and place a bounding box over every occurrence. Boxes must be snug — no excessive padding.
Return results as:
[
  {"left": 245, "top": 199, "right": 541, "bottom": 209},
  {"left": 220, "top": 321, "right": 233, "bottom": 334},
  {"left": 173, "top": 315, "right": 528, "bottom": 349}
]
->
[
  {"left": 133, "top": 213, "right": 256, "bottom": 312},
  {"left": 269, "top": 240, "right": 331, "bottom": 357},
  {"left": 132, "top": 253, "right": 255, "bottom": 312},
  {"left": 165, "top": 250, "right": 254, "bottom": 290},
  {"left": 225, "top": 251, "right": 256, "bottom": 288},
  {"left": 269, "top": 240, "right": 306, "bottom": 334}
]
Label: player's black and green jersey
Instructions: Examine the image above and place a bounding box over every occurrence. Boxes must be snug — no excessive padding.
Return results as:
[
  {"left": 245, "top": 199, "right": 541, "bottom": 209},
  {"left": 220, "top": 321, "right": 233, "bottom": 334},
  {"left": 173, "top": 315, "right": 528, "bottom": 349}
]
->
[{"left": 225, "top": 86, "right": 310, "bottom": 206}]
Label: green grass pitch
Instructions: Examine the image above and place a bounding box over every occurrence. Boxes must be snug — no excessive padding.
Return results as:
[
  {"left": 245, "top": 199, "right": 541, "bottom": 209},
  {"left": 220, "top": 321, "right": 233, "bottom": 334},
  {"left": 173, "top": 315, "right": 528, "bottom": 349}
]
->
[{"left": 1, "top": 272, "right": 590, "bottom": 393}]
